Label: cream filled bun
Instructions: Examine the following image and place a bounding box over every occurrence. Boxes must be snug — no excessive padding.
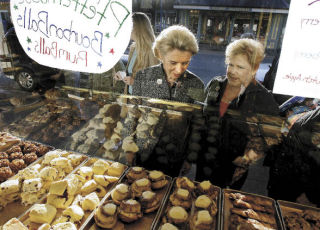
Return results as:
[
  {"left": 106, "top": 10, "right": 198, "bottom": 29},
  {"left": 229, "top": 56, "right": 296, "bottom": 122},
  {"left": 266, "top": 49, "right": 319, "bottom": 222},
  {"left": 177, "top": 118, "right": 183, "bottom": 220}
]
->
[
  {"left": 126, "top": 167, "right": 147, "bottom": 183},
  {"left": 118, "top": 199, "right": 143, "bottom": 223},
  {"left": 190, "top": 210, "right": 214, "bottom": 230},
  {"left": 160, "top": 223, "right": 179, "bottom": 230},
  {"left": 94, "top": 201, "right": 118, "bottom": 229},
  {"left": 148, "top": 170, "right": 168, "bottom": 190},
  {"left": 169, "top": 188, "right": 192, "bottom": 210},
  {"left": 140, "top": 190, "right": 160, "bottom": 213},
  {"left": 175, "top": 177, "right": 195, "bottom": 192},
  {"left": 131, "top": 178, "right": 152, "bottom": 197},
  {"left": 111, "top": 183, "right": 131, "bottom": 204},
  {"left": 167, "top": 206, "right": 188, "bottom": 226}
]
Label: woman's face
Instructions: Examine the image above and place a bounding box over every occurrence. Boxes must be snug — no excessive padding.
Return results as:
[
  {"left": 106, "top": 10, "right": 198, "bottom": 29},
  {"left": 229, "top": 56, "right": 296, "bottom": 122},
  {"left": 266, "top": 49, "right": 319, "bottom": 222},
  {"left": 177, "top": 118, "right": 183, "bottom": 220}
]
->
[
  {"left": 160, "top": 49, "right": 192, "bottom": 82},
  {"left": 226, "top": 54, "right": 258, "bottom": 88}
]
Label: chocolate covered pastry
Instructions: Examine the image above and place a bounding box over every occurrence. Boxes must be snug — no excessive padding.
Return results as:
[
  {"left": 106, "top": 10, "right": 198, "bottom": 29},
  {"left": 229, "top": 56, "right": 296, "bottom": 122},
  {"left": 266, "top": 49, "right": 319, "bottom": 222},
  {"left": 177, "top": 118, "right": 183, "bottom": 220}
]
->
[
  {"left": 9, "top": 159, "right": 26, "bottom": 173},
  {"left": 8, "top": 152, "right": 23, "bottom": 161},
  {"left": 0, "top": 166, "right": 14, "bottom": 182},
  {"left": 0, "top": 159, "right": 10, "bottom": 167},
  {"left": 0, "top": 152, "right": 9, "bottom": 159},
  {"left": 23, "top": 152, "right": 38, "bottom": 164}
]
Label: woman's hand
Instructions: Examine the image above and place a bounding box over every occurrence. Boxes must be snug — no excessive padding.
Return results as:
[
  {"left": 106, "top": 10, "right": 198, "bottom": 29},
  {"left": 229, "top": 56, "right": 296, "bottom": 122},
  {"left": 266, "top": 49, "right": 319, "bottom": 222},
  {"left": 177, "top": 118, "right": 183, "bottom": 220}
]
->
[
  {"left": 123, "top": 76, "right": 134, "bottom": 85},
  {"left": 114, "top": 71, "right": 126, "bottom": 81}
]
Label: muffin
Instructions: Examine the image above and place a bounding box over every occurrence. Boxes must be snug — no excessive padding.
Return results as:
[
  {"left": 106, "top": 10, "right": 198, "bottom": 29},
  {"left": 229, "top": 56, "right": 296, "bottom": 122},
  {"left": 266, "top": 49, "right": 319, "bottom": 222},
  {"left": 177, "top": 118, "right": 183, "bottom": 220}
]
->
[
  {"left": 140, "top": 191, "right": 160, "bottom": 213},
  {"left": 118, "top": 199, "right": 143, "bottom": 223},
  {"left": 148, "top": 170, "right": 168, "bottom": 189}
]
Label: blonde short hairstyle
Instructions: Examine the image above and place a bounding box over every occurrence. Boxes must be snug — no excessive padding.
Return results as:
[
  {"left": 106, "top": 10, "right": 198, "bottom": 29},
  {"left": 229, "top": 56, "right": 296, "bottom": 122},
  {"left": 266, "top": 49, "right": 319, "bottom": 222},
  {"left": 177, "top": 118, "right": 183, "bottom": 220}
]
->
[
  {"left": 225, "top": 38, "right": 265, "bottom": 70},
  {"left": 153, "top": 25, "right": 199, "bottom": 59}
]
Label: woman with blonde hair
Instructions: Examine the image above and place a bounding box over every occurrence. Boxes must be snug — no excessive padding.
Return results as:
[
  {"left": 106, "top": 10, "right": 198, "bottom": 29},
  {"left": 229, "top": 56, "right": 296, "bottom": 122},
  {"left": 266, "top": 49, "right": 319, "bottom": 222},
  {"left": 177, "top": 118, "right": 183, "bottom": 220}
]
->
[
  {"left": 114, "top": 12, "right": 159, "bottom": 94},
  {"left": 132, "top": 25, "right": 205, "bottom": 103},
  {"left": 197, "top": 38, "right": 279, "bottom": 189}
]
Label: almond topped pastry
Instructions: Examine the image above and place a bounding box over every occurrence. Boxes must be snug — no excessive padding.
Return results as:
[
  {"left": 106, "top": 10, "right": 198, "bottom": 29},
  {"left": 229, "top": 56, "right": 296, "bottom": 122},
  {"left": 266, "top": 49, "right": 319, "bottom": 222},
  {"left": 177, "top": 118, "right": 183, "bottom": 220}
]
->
[
  {"left": 167, "top": 206, "right": 188, "bottom": 227},
  {"left": 148, "top": 170, "right": 168, "bottom": 189},
  {"left": 170, "top": 188, "right": 192, "bottom": 210},
  {"left": 131, "top": 178, "right": 152, "bottom": 197},
  {"left": 140, "top": 190, "right": 161, "bottom": 213},
  {"left": 176, "top": 177, "right": 195, "bottom": 192},
  {"left": 126, "top": 167, "right": 148, "bottom": 183},
  {"left": 118, "top": 199, "right": 143, "bottom": 223},
  {"left": 190, "top": 210, "right": 214, "bottom": 230}
]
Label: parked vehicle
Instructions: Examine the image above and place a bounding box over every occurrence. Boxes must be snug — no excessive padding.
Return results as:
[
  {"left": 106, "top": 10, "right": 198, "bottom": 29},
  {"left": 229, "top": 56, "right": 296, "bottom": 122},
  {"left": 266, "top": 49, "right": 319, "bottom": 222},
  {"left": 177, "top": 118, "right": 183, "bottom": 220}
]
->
[{"left": 1, "top": 27, "right": 58, "bottom": 91}]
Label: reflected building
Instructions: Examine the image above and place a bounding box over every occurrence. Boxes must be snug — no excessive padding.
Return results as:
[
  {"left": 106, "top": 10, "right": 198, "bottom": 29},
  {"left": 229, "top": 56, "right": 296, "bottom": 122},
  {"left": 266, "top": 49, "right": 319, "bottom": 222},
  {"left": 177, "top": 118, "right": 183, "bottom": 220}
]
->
[{"left": 133, "top": 0, "right": 290, "bottom": 54}]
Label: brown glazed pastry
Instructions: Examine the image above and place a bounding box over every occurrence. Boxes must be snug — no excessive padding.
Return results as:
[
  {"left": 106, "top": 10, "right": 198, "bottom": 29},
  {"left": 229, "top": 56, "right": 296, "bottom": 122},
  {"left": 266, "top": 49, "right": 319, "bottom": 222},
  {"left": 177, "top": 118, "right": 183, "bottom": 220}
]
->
[
  {"left": 23, "top": 152, "right": 38, "bottom": 164},
  {"left": 140, "top": 191, "right": 161, "bottom": 213},
  {"left": 0, "top": 152, "right": 8, "bottom": 160},
  {"left": 167, "top": 206, "right": 188, "bottom": 228},
  {"left": 0, "top": 159, "right": 10, "bottom": 167},
  {"left": 148, "top": 170, "right": 168, "bottom": 190},
  {"left": 131, "top": 178, "right": 152, "bottom": 197},
  {"left": 126, "top": 167, "right": 148, "bottom": 183},
  {"left": 8, "top": 152, "right": 23, "bottom": 161},
  {"left": 118, "top": 199, "right": 143, "bottom": 223},
  {"left": 94, "top": 201, "right": 119, "bottom": 229},
  {"left": 22, "top": 142, "right": 38, "bottom": 154},
  {"left": 196, "top": 180, "right": 218, "bottom": 200},
  {"left": 190, "top": 210, "right": 214, "bottom": 230},
  {"left": 5, "top": 145, "right": 21, "bottom": 155},
  {"left": 9, "top": 159, "right": 26, "bottom": 173},
  {"left": 176, "top": 177, "right": 195, "bottom": 192},
  {"left": 37, "top": 145, "right": 51, "bottom": 156},
  {"left": 0, "top": 166, "right": 14, "bottom": 182},
  {"left": 111, "top": 183, "right": 131, "bottom": 205},
  {"left": 169, "top": 188, "right": 192, "bottom": 210},
  {"left": 194, "top": 195, "right": 217, "bottom": 216}
]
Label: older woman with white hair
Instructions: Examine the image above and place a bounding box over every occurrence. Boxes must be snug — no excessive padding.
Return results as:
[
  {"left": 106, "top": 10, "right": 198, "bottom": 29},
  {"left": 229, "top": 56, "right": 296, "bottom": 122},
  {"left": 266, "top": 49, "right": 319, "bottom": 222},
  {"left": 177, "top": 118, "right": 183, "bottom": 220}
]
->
[{"left": 132, "top": 25, "right": 205, "bottom": 104}]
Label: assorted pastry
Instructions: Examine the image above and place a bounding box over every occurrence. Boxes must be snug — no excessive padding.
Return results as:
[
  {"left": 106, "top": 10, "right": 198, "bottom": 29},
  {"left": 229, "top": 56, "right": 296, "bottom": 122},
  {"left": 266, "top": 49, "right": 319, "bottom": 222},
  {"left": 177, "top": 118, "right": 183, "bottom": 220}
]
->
[
  {"left": 95, "top": 167, "right": 169, "bottom": 228},
  {"left": 0, "top": 141, "right": 52, "bottom": 183},
  {"left": 0, "top": 150, "right": 85, "bottom": 212},
  {"left": 282, "top": 208, "right": 320, "bottom": 230},
  {"left": 161, "top": 178, "right": 219, "bottom": 230},
  {"left": 227, "top": 192, "right": 278, "bottom": 230}
]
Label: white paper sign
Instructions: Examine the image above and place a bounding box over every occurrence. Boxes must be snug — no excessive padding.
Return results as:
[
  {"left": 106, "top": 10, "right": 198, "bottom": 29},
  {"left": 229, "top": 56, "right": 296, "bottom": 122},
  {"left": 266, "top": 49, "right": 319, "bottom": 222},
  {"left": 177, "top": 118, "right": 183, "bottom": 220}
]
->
[
  {"left": 273, "top": 0, "right": 320, "bottom": 98},
  {"left": 10, "top": 0, "right": 132, "bottom": 73}
]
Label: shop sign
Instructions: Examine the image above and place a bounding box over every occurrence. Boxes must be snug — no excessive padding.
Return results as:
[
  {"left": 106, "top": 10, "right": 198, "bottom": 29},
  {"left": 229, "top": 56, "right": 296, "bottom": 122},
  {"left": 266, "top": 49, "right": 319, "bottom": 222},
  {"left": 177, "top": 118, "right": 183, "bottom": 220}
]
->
[
  {"left": 10, "top": 0, "right": 132, "bottom": 73},
  {"left": 273, "top": 0, "right": 320, "bottom": 98}
]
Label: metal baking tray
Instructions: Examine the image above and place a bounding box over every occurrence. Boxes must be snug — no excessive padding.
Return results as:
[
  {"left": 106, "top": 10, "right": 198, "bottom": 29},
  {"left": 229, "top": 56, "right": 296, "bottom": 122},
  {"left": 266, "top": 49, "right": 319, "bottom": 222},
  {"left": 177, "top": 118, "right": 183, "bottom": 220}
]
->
[
  {"left": 83, "top": 168, "right": 172, "bottom": 230},
  {"left": 152, "top": 177, "right": 221, "bottom": 230},
  {"left": 222, "top": 189, "right": 284, "bottom": 230},
  {"left": 277, "top": 200, "right": 320, "bottom": 230},
  {"left": 0, "top": 150, "right": 87, "bottom": 226}
]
